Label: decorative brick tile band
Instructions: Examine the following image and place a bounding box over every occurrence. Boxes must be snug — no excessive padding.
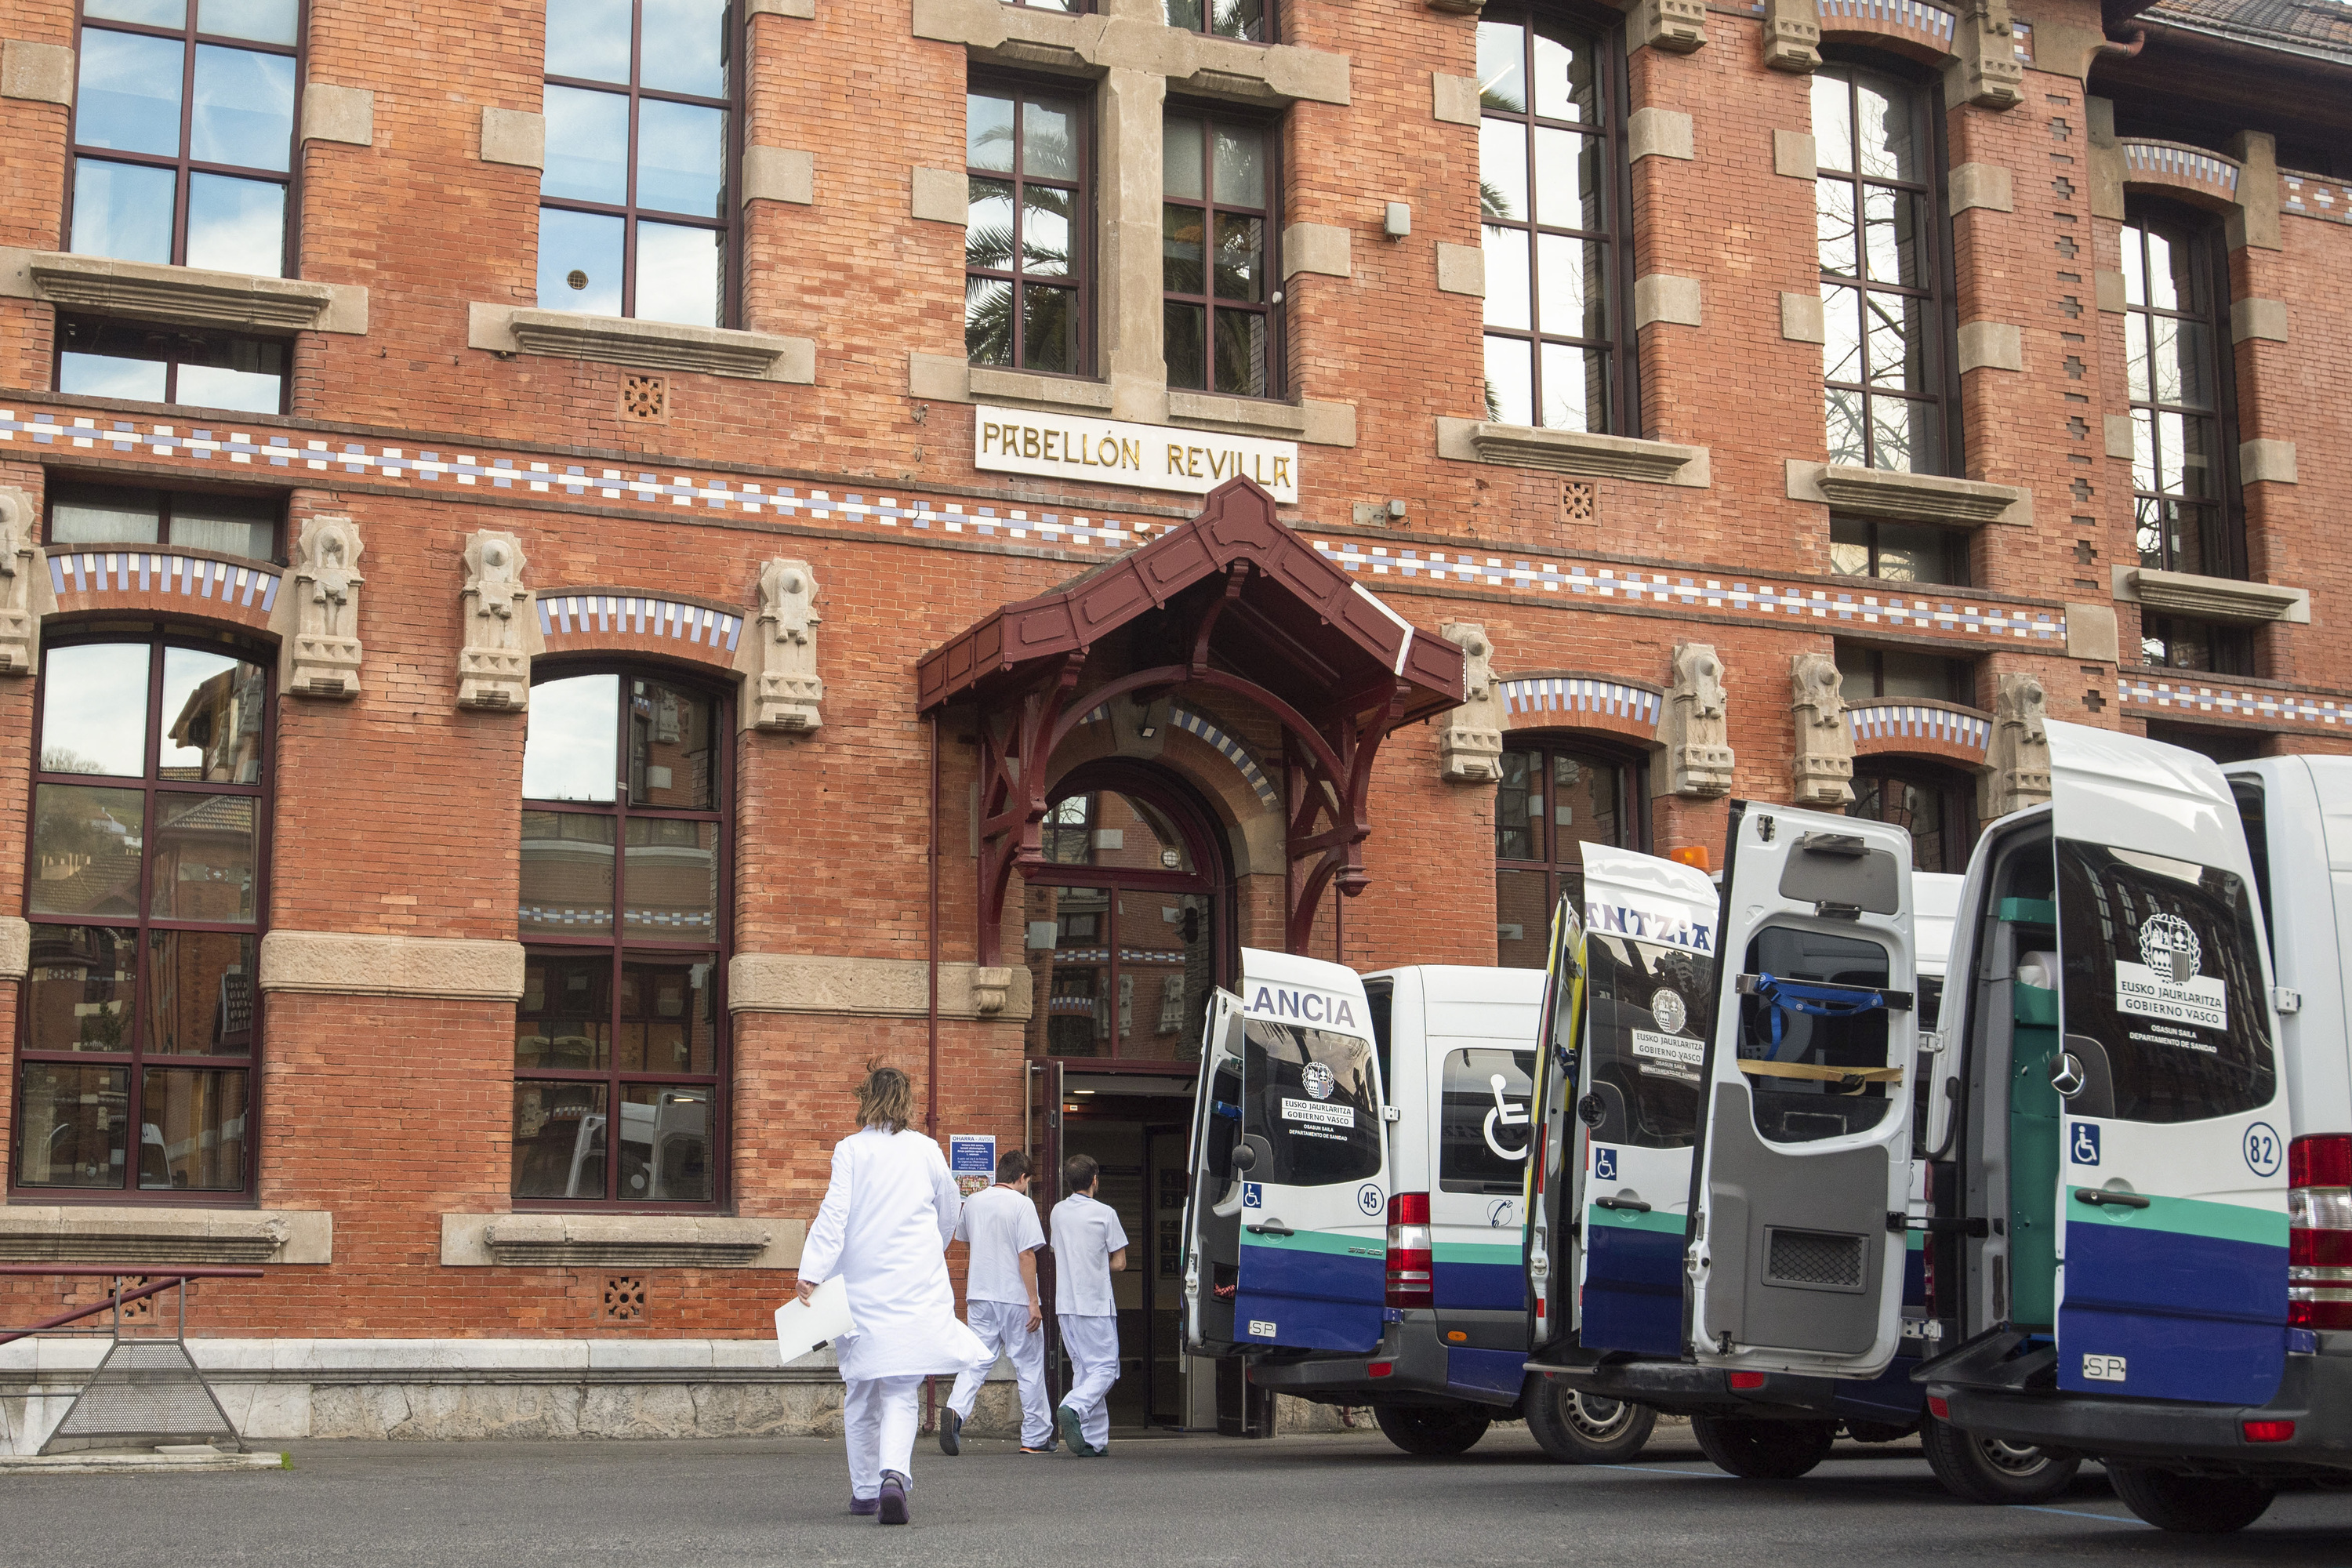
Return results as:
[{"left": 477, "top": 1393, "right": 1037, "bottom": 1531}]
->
[
  {"left": 2283, "top": 172, "right": 2352, "bottom": 227},
  {"left": 1076, "top": 703, "right": 1280, "bottom": 808},
  {"left": 1847, "top": 700, "right": 1992, "bottom": 759},
  {"left": 1816, "top": 0, "right": 1955, "bottom": 44},
  {"left": 46, "top": 546, "right": 281, "bottom": 627},
  {"left": 535, "top": 592, "right": 743, "bottom": 653},
  {"left": 1500, "top": 676, "right": 1662, "bottom": 735},
  {"left": 2120, "top": 139, "right": 2239, "bottom": 198},
  {"left": 2118, "top": 677, "right": 2350, "bottom": 728}
]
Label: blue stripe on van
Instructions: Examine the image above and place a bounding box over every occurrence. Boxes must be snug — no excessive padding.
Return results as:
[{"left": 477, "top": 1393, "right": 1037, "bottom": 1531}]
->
[
  {"left": 1580, "top": 1222, "right": 1685, "bottom": 1356},
  {"left": 2056, "top": 1225, "right": 2287, "bottom": 1405},
  {"left": 1448, "top": 1347, "right": 1528, "bottom": 1398},
  {"left": 1434, "top": 1258, "right": 1524, "bottom": 1312},
  {"left": 1236, "top": 1242, "right": 1386, "bottom": 1354}
]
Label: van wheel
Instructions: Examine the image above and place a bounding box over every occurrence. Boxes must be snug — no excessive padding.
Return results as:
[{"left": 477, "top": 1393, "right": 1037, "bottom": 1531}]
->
[
  {"left": 1690, "top": 1416, "right": 1836, "bottom": 1479},
  {"left": 2107, "top": 1465, "right": 2276, "bottom": 1534},
  {"left": 1373, "top": 1403, "right": 1493, "bottom": 1457},
  {"left": 1523, "top": 1379, "right": 1656, "bottom": 1464},
  {"left": 1920, "top": 1414, "right": 2082, "bottom": 1504}
]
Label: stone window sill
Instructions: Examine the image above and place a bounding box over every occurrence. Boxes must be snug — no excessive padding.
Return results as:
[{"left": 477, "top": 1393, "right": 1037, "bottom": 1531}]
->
[
  {"left": 1168, "top": 388, "right": 1355, "bottom": 448},
  {"left": 440, "top": 1213, "right": 803, "bottom": 1269},
  {"left": 1, "top": 248, "right": 367, "bottom": 335},
  {"left": 2113, "top": 565, "right": 2310, "bottom": 625},
  {"left": 908, "top": 352, "right": 1113, "bottom": 413},
  {"left": 911, "top": 0, "right": 1349, "bottom": 106},
  {"left": 1438, "top": 417, "right": 1710, "bottom": 487},
  {"left": 0, "top": 1206, "right": 332, "bottom": 1265},
  {"left": 1788, "top": 460, "right": 2027, "bottom": 526},
  {"left": 467, "top": 303, "right": 814, "bottom": 383}
]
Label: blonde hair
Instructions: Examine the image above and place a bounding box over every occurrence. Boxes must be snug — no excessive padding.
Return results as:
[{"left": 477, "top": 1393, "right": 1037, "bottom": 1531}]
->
[{"left": 855, "top": 1065, "right": 914, "bottom": 1133}]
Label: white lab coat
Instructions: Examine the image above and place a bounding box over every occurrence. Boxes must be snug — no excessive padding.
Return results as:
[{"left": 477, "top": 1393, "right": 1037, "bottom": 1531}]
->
[{"left": 798, "top": 1126, "right": 991, "bottom": 1382}]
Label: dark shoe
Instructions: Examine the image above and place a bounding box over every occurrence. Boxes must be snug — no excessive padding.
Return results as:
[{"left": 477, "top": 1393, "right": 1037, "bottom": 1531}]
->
[
  {"left": 938, "top": 1407, "right": 963, "bottom": 1457},
  {"left": 1056, "top": 1403, "right": 1085, "bottom": 1455},
  {"left": 848, "top": 1494, "right": 880, "bottom": 1517},
  {"left": 1021, "top": 1436, "right": 1059, "bottom": 1454},
  {"left": 877, "top": 1471, "right": 909, "bottom": 1526}
]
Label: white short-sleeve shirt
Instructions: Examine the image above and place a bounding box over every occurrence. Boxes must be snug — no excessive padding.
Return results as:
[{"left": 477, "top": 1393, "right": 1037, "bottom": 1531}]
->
[
  {"left": 1049, "top": 1191, "right": 1131, "bottom": 1319},
  {"left": 956, "top": 1184, "right": 1047, "bottom": 1306}
]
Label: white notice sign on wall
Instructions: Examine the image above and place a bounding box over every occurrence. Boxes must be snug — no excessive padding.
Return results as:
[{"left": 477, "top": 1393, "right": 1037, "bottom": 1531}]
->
[{"left": 972, "top": 405, "right": 1299, "bottom": 503}]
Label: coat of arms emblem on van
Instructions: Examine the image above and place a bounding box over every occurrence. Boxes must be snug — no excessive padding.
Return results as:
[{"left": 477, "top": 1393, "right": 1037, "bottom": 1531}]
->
[
  {"left": 1301, "top": 1062, "right": 1336, "bottom": 1101},
  {"left": 2138, "top": 913, "right": 2201, "bottom": 984},
  {"left": 1650, "top": 989, "right": 1688, "bottom": 1036}
]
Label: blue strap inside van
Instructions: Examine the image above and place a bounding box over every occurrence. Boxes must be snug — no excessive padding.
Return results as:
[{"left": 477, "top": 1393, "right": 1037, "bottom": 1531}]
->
[{"left": 1749, "top": 973, "right": 1889, "bottom": 1059}]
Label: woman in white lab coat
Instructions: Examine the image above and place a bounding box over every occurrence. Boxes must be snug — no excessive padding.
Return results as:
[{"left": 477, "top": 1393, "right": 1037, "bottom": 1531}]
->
[{"left": 797, "top": 1066, "right": 989, "bottom": 1526}]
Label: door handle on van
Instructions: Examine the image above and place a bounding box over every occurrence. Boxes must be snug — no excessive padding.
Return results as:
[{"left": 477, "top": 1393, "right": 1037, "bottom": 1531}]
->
[
  {"left": 2072, "top": 1188, "right": 2151, "bottom": 1210},
  {"left": 1246, "top": 1221, "right": 1296, "bottom": 1237},
  {"left": 1594, "top": 1196, "right": 1651, "bottom": 1214}
]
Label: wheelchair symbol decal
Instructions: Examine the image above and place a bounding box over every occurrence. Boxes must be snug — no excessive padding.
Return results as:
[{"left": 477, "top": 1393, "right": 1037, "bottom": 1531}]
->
[
  {"left": 2070, "top": 1123, "right": 2100, "bottom": 1167},
  {"left": 1593, "top": 1145, "right": 1618, "bottom": 1182},
  {"left": 1483, "top": 1074, "right": 1532, "bottom": 1162}
]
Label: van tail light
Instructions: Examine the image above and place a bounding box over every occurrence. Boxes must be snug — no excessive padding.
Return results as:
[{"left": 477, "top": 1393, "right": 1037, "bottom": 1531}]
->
[
  {"left": 2288, "top": 1135, "right": 2352, "bottom": 1330},
  {"left": 1928, "top": 1396, "right": 1951, "bottom": 1421},
  {"left": 1727, "top": 1372, "right": 1766, "bottom": 1390},
  {"left": 2243, "top": 1420, "right": 2296, "bottom": 1443},
  {"left": 1388, "top": 1192, "right": 1433, "bottom": 1309}
]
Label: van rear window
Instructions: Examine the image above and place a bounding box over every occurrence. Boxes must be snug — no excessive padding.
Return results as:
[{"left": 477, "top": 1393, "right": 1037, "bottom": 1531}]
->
[
  {"left": 2056, "top": 839, "right": 2275, "bottom": 1124},
  {"left": 1439, "top": 1048, "right": 1535, "bottom": 1193},
  {"left": 1584, "top": 935, "right": 1711, "bottom": 1149},
  {"left": 1245, "top": 1020, "right": 1383, "bottom": 1185}
]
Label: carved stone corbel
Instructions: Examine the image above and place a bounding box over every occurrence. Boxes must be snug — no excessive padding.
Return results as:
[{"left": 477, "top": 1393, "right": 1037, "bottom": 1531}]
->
[
  {"left": 1762, "top": 0, "right": 1821, "bottom": 72},
  {"left": 287, "top": 514, "right": 365, "bottom": 699},
  {"left": 0, "top": 486, "right": 45, "bottom": 677},
  {"left": 1789, "top": 652, "right": 1855, "bottom": 807},
  {"left": 1951, "top": 0, "right": 2024, "bottom": 109},
  {"left": 755, "top": 558, "right": 822, "bottom": 731},
  {"left": 1982, "top": 672, "right": 2051, "bottom": 818},
  {"left": 1437, "top": 622, "right": 1505, "bottom": 784},
  {"left": 971, "top": 966, "right": 1017, "bottom": 1016},
  {"left": 1660, "top": 642, "right": 1735, "bottom": 798},
  {"left": 1632, "top": 0, "right": 1709, "bottom": 53},
  {"left": 457, "top": 530, "right": 534, "bottom": 711}
]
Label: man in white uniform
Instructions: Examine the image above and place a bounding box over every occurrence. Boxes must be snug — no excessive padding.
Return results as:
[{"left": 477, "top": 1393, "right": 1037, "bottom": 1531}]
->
[
  {"left": 1049, "top": 1152, "right": 1129, "bottom": 1457},
  {"left": 940, "top": 1149, "right": 1053, "bottom": 1455},
  {"left": 797, "top": 1067, "right": 992, "bottom": 1525}
]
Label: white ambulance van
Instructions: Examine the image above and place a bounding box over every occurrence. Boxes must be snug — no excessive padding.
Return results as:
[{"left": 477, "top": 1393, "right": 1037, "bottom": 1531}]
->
[
  {"left": 1919, "top": 739, "right": 2347, "bottom": 1532},
  {"left": 1247, "top": 962, "right": 1655, "bottom": 1461}
]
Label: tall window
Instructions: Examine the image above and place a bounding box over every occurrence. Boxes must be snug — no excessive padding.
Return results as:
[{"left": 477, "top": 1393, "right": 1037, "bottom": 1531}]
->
[
  {"left": 516, "top": 671, "right": 728, "bottom": 1206},
  {"left": 47, "top": 482, "right": 281, "bottom": 564},
  {"left": 1476, "top": 12, "right": 1628, "bottom": 434},
  {"left": 1163, "top": 112, "right": 1276, "bottom": 397},
  {"left": 1494, "top": 740, "right": 1642, "bottom": 969},
  {"left": 1848, "top": 764, "right": 1970, "bottom": 874},
  {"left": 1828, "top": 514, "right": 1965, "bottom": 586},
  {"left": 1815, "top": 63, "right": 1951, "bottom": 474},
  {"left": 17, "top": 637, "right": 269, "bottom": 1198},
  {"left": 69, "top": 0, "right": 301, "bottom": 278},
  {"left": 539, "top": 0, "right": 735, "bottom": 328},
  {"left": 2125, "top": 203, "right": 2247, "bottom": 673},
  {"left": 967, "top": 83, "right": 1086, "bottom": 376}
]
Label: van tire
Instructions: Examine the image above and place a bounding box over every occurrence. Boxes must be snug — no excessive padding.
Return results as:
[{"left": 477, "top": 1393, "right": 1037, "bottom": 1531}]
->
[
  {"left": 1690, "top": 1416, "right": 1835, "bottom": 1479},
  {"left": 1919, "top": 1414, "right": 2081, "bottom": 1504},
  {"left": 2107, "top": 1465, "right": 2276, "bottom": 1534},
  {"left": 1373, "top": 1403, "right": 1493, "bottom": 1456},
  {"left": 1523, "top": 1379, "right": 1656, "bottom": 1464}
]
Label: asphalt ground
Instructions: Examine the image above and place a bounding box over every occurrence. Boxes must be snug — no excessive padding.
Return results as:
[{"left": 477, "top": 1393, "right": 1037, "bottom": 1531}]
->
[{"left": 5, "top": 1422, "right": 2350, "bottom": 1566}]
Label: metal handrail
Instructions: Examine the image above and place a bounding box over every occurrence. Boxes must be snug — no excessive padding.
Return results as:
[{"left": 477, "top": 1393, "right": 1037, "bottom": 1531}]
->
[{"left": 0, "top": 1267, "right": 266, "bottom": 1348}]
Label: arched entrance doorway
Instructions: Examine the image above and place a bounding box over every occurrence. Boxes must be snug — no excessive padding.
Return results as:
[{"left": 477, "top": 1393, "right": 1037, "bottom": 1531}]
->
[{"left": 1018, "top": 760, "right": 1229, "bottom": 1062}]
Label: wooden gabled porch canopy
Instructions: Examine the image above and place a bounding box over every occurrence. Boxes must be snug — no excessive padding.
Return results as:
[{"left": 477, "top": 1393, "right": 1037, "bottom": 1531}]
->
[{"left": 918, "top": 478, "right": 1467, "bottom": 960}]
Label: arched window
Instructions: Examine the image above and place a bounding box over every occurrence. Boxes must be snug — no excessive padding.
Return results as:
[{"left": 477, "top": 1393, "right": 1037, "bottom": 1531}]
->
[
  {"left": 17, "top": 634, "right": 269, "bottom": 1198},
  {"left": 514, "top": 669, "right": 729, "bottom": 1207},
  {"left": 1020, "top": 765, "right": 1224, "bottom": 1061},
  {"left": 1846, "top": 761, "right": 1973, "bottom": 873},
  {"left": 1495, "top": 739, "right": 1644, "bottom": 968}
]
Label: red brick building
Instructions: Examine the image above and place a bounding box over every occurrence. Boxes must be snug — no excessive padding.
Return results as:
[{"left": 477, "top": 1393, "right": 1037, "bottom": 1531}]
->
[{"left": 0, "top": 0, "right": 2344, "bottom": 1442}]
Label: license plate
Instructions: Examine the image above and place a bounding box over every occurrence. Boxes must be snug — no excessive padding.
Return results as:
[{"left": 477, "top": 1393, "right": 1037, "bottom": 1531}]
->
[{"left": 2082, "top": 1353, "right": 2127, "bottom": 1382}]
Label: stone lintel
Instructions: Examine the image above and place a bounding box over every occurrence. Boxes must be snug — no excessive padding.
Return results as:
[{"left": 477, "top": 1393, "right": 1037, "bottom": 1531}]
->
[
  {"left": 1788, "top": 460, "right": 2029, "bottom": 526},
  {"left": 1440, "top": 418, "right": 1711, "bottom": 487},
  {"left": 742, "top": 146, "right": 815, "bottom": 205},
  {"left": 0, "top": 1207, "right": 332, "bottom": 1265},
  {"left": 1957, "top": 321, "right": 2023, "bottom": 374},
  {"left": 301, "top": 83, "right": 375, "bottom": 147},
  {"left": 2095, "top": 270, "right": 2126, "bottom": 312},
  {"left": 2105, "top": 415, "right": 2133, "bottom": 459},
  {"left": 2113, "top": 564, "right": 2309, "bottom": 625},
  {"left": 2230, "top": 297, "right": 2287, "bottom": 344},
  {"left": 2239, "top": 439, "right": 2298, "bottom": 485},
  {"left": 1632, "top": 274, "right": 1701, "bottom": 329},
  {"left": 13, "top": 249, "right": 367, "bottom": 335},
  {"left": 258, "top": 931, "right": 528, "bottom": 1000},
  {"left": 1947, "top": 162, "right": 2012, "bottom": 215},
  {"left": 1431, "top": 71, "right": 1480, "bottom": 125},
  {"left": 910, "top": 166, "right": 966, "bottom": 224},
  {"left": 746, "top": 0, "right": 818, "bottom": 15},
  {"left": 480, "top": 106, "right": 546, "bottom": 169},
  {"left": 1780, "top": 291, "right": 1825, "bottom": 343},
  {"left": 1169, "top": 389, "right": 1355, "bottom": 447},
  {"left": 0, "top": 915, "right": 26, "bottom": 981},
  {"left": 2065, "top": 602, "right": 2119, "bottom": 663},
  {"left": 1279, "top": 221, "right": 1351, "bottom": 279},
  {"left": 1628, "top": 107, "right": 1695, "bottom": 162},
  {"left": 469, "top": 303, "right": 815, "bottom": 383},
  {"left": 441, "top": 1214, "right": 804, "bottom": 1269},
  {"left": 1435, "top": 241, "right": 1483, "bottom": 296},
  {"left": 1772, "top": 129, "right": 1817, "bottom": 180},
  {"left": 727, "top": 953, "right": 1035, "bottom": 1021},
  {"left": 1, "top": 39, "right": 74, "bottom": 107}
]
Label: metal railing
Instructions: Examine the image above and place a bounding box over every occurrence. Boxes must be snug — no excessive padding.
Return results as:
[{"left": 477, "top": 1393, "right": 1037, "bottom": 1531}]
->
[{"left": 0, "top": 1266, "right": 266, "bottom": 1454}]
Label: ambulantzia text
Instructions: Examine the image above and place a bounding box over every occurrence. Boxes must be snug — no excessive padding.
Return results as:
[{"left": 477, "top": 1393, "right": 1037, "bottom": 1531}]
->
[{"left": 1585, "top": 903, "right": 1715, "bottom": 953}]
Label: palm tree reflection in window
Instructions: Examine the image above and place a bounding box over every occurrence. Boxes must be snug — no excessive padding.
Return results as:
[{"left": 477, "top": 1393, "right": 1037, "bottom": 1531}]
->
[{"left": 967, "top": 88, "right": 1083, "bottom": 374}]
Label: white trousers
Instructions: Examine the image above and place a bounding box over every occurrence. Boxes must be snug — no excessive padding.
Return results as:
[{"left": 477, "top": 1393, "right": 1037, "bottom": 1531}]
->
[
  {"left": 843, "top": 1375, "right": 924, "bottom": 1500},
  {"left": 1059, "top": 1314, "right": 1120, "bottom": 1451},
  {"left": 947, "top": 1298, "right": 1051, "bottom": 1448}
]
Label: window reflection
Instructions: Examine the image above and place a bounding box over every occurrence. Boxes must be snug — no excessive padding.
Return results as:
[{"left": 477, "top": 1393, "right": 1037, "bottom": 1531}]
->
[
  {"left": 42, "top": 643, "right": 151, "bottom": 777},
  {"left": 160, "top": 648, "right": 267, "bottom": 782},
  {"left": 524, "top": 674, "right": 619, "bottom": 801}
]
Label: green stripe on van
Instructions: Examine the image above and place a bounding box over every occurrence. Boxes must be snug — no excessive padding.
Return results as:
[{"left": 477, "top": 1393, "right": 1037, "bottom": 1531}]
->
[
  {"left": 1586, "top": 1205, "right": 1685, "bottom": 1238},
  {"left": 2068, "top": 1191, "right": 2288, "bottom": 1249},
  {"left": 1432, "top": 1240, "right": 1522, "bottom": 1266},
  {"left": 1240, "top": 1227, "right": 1386, "bottom": 1261}
]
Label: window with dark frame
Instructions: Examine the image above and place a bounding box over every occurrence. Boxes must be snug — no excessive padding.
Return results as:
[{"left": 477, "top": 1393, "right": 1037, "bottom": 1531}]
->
[
  {"left": 516, "top": 670, "right": 728, "bottom": 1207},
  {"left": 1847, "top": 763, "right": 1972, "bottom": 873},
  {"left": 2124, "top": 203, "right": 2244, "bottom": 583},
  {"left": 966, "top": 82, "right": 1087, "bottom": 376},
  {"left": 539, "top": 0, "right": 738, "bottom": 329},
  {"left": 47, "top": 482, "right": 283, "bottom": 564},
  {"left": 1162, "top": 0, "right": 1266, "bottom": 43},
  {"left": 1475, "top": 10, "right": 1632, "bottom": 435},
  {"left": 1828, "top": 514, "right": 1967, "bottom": 586},
  {"left": 1833, "top": 640, "right": 1974, "bottom": 705},
  {"left": 56, "top": 315, "right": 289, "bottom": 415},
  {"left": 1163, "top": 111, "right": 1278, "bottom": 398},
  {"left": 68, "top": 0, "right": 302, "bottom": 280},
  {"left": 1494, "top": 739, "right": 1644, "bottom": 971},
  {"left": 16, "top": 634, "right": 270, "bottom": 1200},
  {"left": 1814, "top": 61, "right": 1955, "bottom": 475}
]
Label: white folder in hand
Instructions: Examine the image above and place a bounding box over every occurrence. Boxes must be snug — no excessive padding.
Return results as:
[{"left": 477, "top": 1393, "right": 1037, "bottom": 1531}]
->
[{"left": 774, "top": 1278, "right": 856, "bottom": 1364}]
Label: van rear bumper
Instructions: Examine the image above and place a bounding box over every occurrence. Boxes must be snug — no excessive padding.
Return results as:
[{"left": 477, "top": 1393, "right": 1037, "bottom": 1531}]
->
[
  {"left": 1248, "top": 1318, "right": 1522, "bottom": 1410},
  {"left": 1931, "top": 1354, "right": 2352, "bottom": 1477},
  {"left": 1527, "top": 1358, "right": 1835, "bottom": 1420}
]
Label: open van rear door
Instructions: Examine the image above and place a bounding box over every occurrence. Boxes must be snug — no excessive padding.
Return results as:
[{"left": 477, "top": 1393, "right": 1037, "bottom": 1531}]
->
[
  {"left": 1689, "top": 803, "right": 1917, "bottom": 1377},
  {"left": 2047, "top": 721, "right": 2288, "bottom": 1405},
  {"left": 1182, "top": 952, "right": 1391, "bottom": 1356}
]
